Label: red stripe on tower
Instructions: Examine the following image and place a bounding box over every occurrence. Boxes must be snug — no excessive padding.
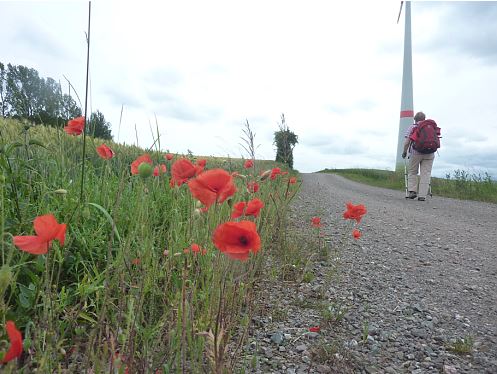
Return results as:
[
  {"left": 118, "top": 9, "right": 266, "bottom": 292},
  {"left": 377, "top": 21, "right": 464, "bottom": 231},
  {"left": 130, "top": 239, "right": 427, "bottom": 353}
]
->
[{"left": 400, "top": 110, "right": 414, "bottom": 118}]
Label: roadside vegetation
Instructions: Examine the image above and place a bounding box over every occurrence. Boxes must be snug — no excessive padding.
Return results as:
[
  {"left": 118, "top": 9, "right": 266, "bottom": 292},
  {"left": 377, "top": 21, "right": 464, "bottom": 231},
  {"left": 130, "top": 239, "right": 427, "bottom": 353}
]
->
[
  {"left": 0, "top": 117, "right": 304, "bottom": 372},
  {"left": 0, "top": 115, "right": 369, "bottom": 372},
  {"left": 321, "top": 168, "right": 497, "bottom": 204}
]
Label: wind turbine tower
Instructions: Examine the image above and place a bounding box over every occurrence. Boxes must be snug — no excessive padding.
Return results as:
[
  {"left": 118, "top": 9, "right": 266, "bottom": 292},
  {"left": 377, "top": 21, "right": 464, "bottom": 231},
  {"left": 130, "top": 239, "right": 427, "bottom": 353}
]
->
[{"left": 395, "top": 1, "right": 413, "bottom": 171}]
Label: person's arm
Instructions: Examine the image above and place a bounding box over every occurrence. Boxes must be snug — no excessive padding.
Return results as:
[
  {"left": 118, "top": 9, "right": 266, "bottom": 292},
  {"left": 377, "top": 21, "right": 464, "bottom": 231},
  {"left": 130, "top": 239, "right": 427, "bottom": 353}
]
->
[
  {"left": 402, "top": 124, "right": 415, "bottom": 158},
  {"left": 402, "top": 137, "right": 411, "bottom": 158}
]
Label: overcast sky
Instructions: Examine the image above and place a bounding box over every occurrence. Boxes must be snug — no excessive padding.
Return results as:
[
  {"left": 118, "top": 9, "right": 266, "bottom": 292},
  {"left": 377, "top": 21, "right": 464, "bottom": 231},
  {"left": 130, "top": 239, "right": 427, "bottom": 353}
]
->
[{"left": 1, "top": 1, "right": 497, "bottom": 177}]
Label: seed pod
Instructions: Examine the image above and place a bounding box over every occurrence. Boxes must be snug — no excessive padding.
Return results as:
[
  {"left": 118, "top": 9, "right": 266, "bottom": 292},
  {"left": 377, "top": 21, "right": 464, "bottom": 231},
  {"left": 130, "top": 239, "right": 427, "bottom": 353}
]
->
[{"left": 138, "top": 162, "right": 153, "bottom": 178}]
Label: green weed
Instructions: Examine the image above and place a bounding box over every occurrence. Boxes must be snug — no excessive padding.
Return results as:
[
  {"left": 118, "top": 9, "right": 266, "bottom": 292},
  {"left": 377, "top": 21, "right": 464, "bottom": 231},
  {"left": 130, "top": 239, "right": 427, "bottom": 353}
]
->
[
  {"left": 320, "top": 302, "right": 348, "bottom": 324},
  {"left": 448, "top": 336, "right": 474, "bottom": 355}
]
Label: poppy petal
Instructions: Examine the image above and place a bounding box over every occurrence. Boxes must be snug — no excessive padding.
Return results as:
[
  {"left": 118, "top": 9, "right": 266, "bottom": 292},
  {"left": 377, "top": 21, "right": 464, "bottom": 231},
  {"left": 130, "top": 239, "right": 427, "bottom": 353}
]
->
[
  {"left": 55, "top": 223, "right": 67, "bottom": 247},
  {"left": 2, "top": 321, "right": 23, "bottom": 363},
  {"left": 13, "top": 236, "right": 49, "bottom": 254},
  {"left": 188, "top": 179, "right": 217, "bottom": 207},
  {"left": 212, "top": 220, "right": 261, "bottom": 260},
  {"left": 245, "top": 198, "right": 264, "bottom": 217},
  {"left": 33, "top": 214, "right": 60, "bottom": 241},
  {"left": 225, "top": 251, "right": 250, "bottom": 261},
  {"left": 188, "top": 169, "right": 236, "bottom": 208}
]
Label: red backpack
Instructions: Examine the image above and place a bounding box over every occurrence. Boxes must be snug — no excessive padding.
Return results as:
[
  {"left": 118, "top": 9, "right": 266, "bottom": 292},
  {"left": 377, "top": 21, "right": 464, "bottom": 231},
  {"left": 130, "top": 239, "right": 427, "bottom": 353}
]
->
[{"left": 410, "top": 119, "right": 441, "bottom": 154}]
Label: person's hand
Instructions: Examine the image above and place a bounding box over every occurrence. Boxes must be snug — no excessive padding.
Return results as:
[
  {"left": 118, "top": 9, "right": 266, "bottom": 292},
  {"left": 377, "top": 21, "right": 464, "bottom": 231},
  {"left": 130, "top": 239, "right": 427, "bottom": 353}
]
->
[{"left": 401, "top": 152, "right": 407, "bottom": 159}]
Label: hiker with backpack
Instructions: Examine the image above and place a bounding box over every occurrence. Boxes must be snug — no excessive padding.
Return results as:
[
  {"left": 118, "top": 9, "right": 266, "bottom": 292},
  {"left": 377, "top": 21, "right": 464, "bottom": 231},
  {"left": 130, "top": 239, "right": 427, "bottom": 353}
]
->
[{"left": 401, "top": 111, "right": 441, "bottom": 201}]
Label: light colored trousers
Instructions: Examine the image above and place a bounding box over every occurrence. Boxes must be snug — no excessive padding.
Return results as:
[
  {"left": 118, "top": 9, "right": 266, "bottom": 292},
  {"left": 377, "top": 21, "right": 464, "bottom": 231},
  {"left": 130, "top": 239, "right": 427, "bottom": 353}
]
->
[{"left": 407, "top": 152, "right": 435, "bottom": 198}]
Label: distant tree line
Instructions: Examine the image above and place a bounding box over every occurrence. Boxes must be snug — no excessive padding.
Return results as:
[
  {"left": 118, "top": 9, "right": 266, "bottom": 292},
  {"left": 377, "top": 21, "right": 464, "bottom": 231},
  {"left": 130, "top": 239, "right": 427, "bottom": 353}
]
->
[{"left": 0, "top": 62, "right": 112, "bottom": 140}]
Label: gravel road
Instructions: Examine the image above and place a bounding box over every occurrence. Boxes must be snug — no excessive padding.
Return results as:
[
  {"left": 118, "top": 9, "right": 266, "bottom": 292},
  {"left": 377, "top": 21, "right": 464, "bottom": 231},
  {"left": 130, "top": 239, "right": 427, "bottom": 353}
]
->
[{"left": 246, "top": 172, "right": 497, "bottom": 374}]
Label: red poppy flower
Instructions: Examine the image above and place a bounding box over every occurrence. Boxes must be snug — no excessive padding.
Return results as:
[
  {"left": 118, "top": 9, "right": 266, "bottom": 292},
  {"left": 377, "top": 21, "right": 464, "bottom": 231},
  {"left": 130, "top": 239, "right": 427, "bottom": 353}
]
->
[
  {"left": 247, "top": 181, "right": 259, "bottom": 193},
  {"left": 165, "top": 153, "right": 174, "bottom": 161},
  {"left": 270, "top": 168, "right": 281, "bottom": 180},
  {"left": 96, "top": 143, "right": 114, "bottom": 159},
  {"left": 212, "top": 220, "right": 261, "bottom": 261},
  {"left": 1, "top": 321, "right": 23, "bottom": 363},
  {"left": 153, "top": 164, "right": 167, "bottom": 176},
  {"left": 188, "top": 169, "right": 236, "bottom": 208},
  {"left": 245, "top": 198, "right": 264, "bottom": 218},
  {"left": 309, "top": 326, "right": 320, "bottom": 333},
  {"left": 184, "top": 244, "right": 203, "bottom": 254},
  {"left": 311, "top": 217, "right": 322, "bottom": 228},
  {"left": 352, "top": 229, "right": 361, "bottom": 240},
  {"left": 281, "top": 171, "right": 289, "bottom": 176},
  {"left": 64, "top": 116, "right": 85, "bottom": 136},
  {"left": 244, "top": 159, "right": 254, "bottom": 169},
  {"left": 13, "top": 214, "right": 66, "bottom": 255},
  {"left": 231, "top": 201, "right": 246, "bottom": 219},
  {"left": 131, "top": 154, "right": 153, "bottom": 175},
  {"left": 171, "top": 158, "right": 197, "bottom": 186},
  {"left": 343, "top": 202, "right": 367, "bottom": 223},
  {"left": 289, "top": 177, "right": 297, "bottom": 184},
  {"left": 132, "top": 258, "right": 141, "bottom": 265}
]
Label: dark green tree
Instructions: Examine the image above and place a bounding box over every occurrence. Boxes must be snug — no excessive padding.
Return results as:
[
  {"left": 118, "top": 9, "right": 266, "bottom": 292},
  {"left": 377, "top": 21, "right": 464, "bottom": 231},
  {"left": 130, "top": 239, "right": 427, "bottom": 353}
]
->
[
  {"left": 273, "top": 113, "right": 298, "bottom": 169},
  {"left": 1, "top": 62, "right": 113, "bottom": 137},
  {"left": 1, "top": 62, "right": 102, "bottom": 127},
  {"left": 0, "top": 62, "right": 6, "bottom": 117},
  {"left": 5, "top": 63, "right": 42, "bottom": 119},
  {"left": 61, "top": 93, "right": 82, "bottom": 121},
  {"left": 88, "top": 110, "right": 112, "bottom": 140}
]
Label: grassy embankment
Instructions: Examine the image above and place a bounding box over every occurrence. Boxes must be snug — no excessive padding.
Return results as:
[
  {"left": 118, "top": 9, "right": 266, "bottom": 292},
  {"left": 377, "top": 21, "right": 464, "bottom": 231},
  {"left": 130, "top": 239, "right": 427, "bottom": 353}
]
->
[
  {"left": 320, "top": 168, "right": 497, "bottom": 204},
  {"left": 0, "top": 117, "right": 307, "bottom": 372}
]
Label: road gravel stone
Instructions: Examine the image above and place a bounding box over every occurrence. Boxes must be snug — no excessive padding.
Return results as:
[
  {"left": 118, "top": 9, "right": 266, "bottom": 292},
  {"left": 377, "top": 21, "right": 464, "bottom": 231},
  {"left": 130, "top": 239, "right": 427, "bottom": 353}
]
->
[{"left": 242, "top": 173, "right": 497, "bottom": 373}]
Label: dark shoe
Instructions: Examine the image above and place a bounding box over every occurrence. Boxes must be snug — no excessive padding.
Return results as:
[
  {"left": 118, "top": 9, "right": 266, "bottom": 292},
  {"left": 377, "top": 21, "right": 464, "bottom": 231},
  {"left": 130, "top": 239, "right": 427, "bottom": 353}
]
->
[
  {"left": 418, "top": 197, "right": 426, "bottom": 201},
  {"left": 408, "top": 191, "right": 417, "bottom": 199}
]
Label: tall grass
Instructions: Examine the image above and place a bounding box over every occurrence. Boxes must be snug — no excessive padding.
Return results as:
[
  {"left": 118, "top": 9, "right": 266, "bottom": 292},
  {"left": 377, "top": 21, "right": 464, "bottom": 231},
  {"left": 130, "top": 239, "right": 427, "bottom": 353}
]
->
[
  {"left": 321, "top": 168, "right": 497, "bottom": 203},
  {"left": 0, "top": 118, "right": 298, "bottom": 372}
]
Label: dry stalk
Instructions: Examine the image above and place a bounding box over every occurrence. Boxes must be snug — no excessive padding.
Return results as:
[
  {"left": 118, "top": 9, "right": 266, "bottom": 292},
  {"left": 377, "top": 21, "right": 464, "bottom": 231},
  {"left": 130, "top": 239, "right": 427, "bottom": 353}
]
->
[{"left": 197, "top": 327, "right": 229, "bottom": 374}]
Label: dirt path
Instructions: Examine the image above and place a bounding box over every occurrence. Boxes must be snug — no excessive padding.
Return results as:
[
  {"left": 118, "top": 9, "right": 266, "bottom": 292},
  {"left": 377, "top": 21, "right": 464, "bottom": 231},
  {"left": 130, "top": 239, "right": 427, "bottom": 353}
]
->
[{"left": 245, "top": 173, "right": 497, "bottom": 374}]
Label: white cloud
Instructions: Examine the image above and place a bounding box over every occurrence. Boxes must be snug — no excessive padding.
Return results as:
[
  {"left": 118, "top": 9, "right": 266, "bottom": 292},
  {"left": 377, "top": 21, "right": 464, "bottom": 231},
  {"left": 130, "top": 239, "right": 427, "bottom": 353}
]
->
[{"left": 1, "top": 1, "right": 496, "bottom": 178}]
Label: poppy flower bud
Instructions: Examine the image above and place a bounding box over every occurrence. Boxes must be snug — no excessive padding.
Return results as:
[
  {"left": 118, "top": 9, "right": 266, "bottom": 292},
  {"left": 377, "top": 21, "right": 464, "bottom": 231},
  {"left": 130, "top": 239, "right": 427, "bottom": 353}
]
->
[
  {"left": 195, "top": 200, "right": 203, "bottom": 208},
  {"left": 54, "top": 189, "right": 68, "bottom": 195},
  {"left": 259, "top": 169, "right": 271, "bottom": 181},
  {"left": 193, "top": 208, "right": 202, "bottom": 217},
  {"left": 138, "top": 162, "right": 153, "bottom": 178},
  {"left": 0, "top": 173, "right": 5, "bottom": 184},
  {"left": 0, "top": 265, "right": 12, "bottom": 297}
]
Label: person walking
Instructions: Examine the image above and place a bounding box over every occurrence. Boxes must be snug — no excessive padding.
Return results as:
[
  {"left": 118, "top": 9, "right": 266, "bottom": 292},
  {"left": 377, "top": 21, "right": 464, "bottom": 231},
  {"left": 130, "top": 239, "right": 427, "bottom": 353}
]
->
[{"left": 401, "top": 111, "right": 437, "bottom": 201}]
